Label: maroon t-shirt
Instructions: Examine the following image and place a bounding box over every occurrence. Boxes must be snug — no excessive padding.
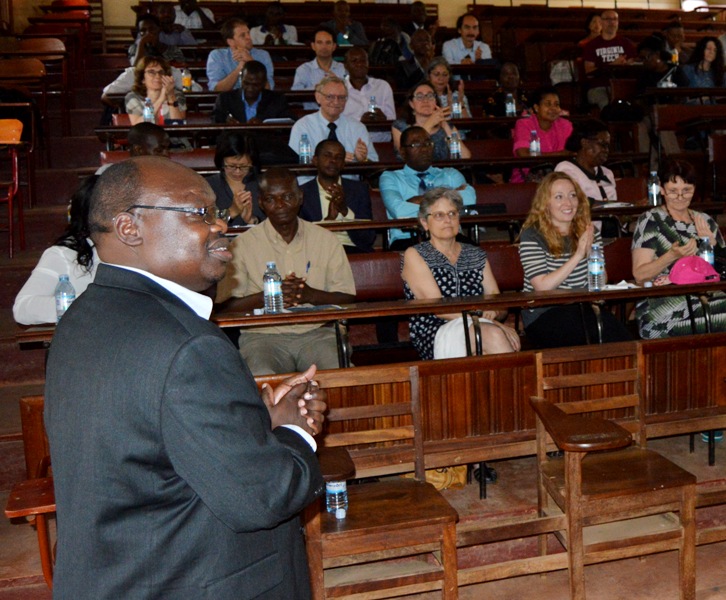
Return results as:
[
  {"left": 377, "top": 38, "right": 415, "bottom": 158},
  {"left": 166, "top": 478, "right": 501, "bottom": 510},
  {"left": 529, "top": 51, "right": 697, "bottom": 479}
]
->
[{"left": 582, "top": 35, "right": 637, "bottom": 86}]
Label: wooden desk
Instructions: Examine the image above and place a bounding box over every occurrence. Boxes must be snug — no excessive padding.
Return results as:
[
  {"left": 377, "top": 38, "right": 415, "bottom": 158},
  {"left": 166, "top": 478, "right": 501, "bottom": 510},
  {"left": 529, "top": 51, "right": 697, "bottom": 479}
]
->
[{"left": 15, "top": 281, "right": 726, "bottom": 364}]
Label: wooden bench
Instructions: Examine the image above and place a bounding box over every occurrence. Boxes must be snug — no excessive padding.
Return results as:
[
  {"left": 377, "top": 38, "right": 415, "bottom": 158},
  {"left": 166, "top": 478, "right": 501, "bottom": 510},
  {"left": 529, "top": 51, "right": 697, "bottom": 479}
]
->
[{"left": 10, "top": 334, "right": 726, "bottom": 590}]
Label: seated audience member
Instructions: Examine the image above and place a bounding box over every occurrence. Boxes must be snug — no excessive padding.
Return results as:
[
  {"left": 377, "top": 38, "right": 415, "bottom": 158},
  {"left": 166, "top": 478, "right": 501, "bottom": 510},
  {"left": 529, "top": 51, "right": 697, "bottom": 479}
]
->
[
  {"left": 402, "top": 1, "right": 428, "bottom": 37},
  {"left": 677, "top": 36, "right": 726, "bottom": 89},
  {"left": 442, "top": 12, "right": 491, "bottom": 66},
  {"left": 427, "top": 57, "right": 472, "bottom": 118},
  {"left": 322, "top": 0, "right": 368, "bottom": 47},
  {"left": 555, "top": 120, "right": 616, "bottom": 203},
  {"left": 519, "top": 172, "right": 633, "bottom": 348},
  {"left": 637, "top": 37, "right": 678, "bottom": 92},
  {"left": 14, "top": 176, "right": 99, "bottom": 325},
  {"left": 300, "top": 140, "right": 375, "bottom": 253},
  {"left": 250, "top": 2, "right": 298, "bottom": 46},
  {"left": 212, "top": 61, "right": 292, "bottom": 124},
  {"left": 511, "top": 85, "right": 572, "bottom": 182},
  {"left": 291, "top": 27, "right": 346, "bottom": 90},
  {"left": 578, "top": 13, "right": 602, "bottom": 48},
  {"left": 402, "top": 187, "right": 520, "bottom": 359},
  {"left": 125, "top": 56, "right": 186, "bottom": 126},
  {"left": 102, "top": 66, "right": 200, "bottom": 110},
  {"left": 128, "top": 14, "right": 185, "bottom": 67},
  {"left": 154, "top": 4, "right": 197, "bottom": 46},
  {"left": 289, "top": 75, "right": 378, "bottom": 166},
  {"left": 97, "top": 122, "right": 171, "bottom": 174},
  {"left": 174, "top": 0, "right": 215, "bottom": 30},
  {"left": 631, "top": 159, "right": 726, "bottom": 338},
  {"left": 380, "top": 127, "right": 475, "bottom": 250},
  {"left": 206, "top": 133, "right": 264, "bottom": 227},
  {"left": 484, "top": 62, "right": 531, "bottom": 117},
  {"left": 662, "top": 21, "right": 689, "bottom": 64},
  {"left": 216, "top": 168, "right": 356, "bottom": 375},
  {"left": 369, "top": 17, "right": 413, "bottom": 67},
  {"left": 582, "top": 9, "right": 637, "bottom": 109},
  {"left": 395, "top": 29, "right": 434, "bottom": 90},
  {"left": 342, "top": 47, "right": 395, "bottom": 142},
  {"left": 392, "top": 81, "right": 470, "bottom": 161},
  {"left": 206, "top": 18, "right": 274, "bottom": 92}
]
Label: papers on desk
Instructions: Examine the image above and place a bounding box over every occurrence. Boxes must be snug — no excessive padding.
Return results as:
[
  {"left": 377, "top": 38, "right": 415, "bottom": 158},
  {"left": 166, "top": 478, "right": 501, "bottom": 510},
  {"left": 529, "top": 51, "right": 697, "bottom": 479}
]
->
[
  {"left": 262, "top": 118, "right": 295, "bottom": 124},
  {"left": 593, "top": 202, "right": 633, "bottom": 209},
  {"left": 286, "top": 304, "right": 344, "bottom": 312},
  {"left": 603, "top": 281, "right": 638, "bottom": 290}
]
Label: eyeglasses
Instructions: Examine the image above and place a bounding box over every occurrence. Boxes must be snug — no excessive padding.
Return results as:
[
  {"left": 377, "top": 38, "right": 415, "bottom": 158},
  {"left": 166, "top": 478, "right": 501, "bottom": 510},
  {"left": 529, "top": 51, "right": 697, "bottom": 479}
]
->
[
  {"left": 411, "top": 92, "right": 436, "bottom": 101},
  {"left": 663, "top": 189, "right": 695, "bottom": 200},
  {"left": 318, "top": 93, "right": 348, "bottom": 103},
  {"left": 426, "top": 210, "right": 459, "bottom": 222},
  {"left": 125, "top": 204, "right": 229, "bottom": 225},
  {"left": 144, "top": 69, "right": 166, "bottom": 77},
  {"left": 224, "top": 163, "right": 252, "bottom": 172},
  {"left": 402, "top": 140, "right": 434, "bottom": 149}
]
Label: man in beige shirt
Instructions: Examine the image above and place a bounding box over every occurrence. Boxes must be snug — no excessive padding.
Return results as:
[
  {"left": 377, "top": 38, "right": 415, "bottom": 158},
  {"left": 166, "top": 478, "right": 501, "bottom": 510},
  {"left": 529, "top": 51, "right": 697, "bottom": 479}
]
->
[{"left": 216, "top": 167, "right": 356, "bottom": 375}]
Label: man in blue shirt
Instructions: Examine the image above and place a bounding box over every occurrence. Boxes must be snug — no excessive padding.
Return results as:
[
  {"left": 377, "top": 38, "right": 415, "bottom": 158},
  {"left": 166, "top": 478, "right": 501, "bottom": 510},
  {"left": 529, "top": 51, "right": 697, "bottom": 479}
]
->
[
  {"left": 380, "top": 126, "right": 476, "bottom": 249},
  {"left": 291, "top": 27, "right": 346, "bottom": 90},
  {"left": 289, "top": 75, "right": 378, "bottom": 169},
  {"left": 206, "top": 18, "right": 274, "bottom": 91}
]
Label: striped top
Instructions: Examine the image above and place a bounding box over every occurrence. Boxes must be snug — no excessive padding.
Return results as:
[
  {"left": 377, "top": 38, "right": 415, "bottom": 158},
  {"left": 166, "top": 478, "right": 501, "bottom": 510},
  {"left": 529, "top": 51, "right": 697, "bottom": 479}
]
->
[{"left": 519, "top": 226, "right": 601, "bottom": 326}]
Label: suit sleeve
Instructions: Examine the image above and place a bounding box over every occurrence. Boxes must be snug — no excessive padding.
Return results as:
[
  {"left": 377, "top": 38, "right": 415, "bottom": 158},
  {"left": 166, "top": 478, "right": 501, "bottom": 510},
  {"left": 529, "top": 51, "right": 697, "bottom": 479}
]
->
[
  {"left": 346, "top": 183, "right": 376, "bottom": 251},
  {"left": 161, "top": 333, "right": 324, "bottom": 532}
]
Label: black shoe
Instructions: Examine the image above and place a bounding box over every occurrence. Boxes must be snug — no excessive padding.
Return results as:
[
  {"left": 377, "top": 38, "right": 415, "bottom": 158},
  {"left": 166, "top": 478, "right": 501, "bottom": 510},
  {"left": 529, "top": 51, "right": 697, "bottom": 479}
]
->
[
  {"left": 547, "top": 450, "right": 565, "bottom": 458},
  {"left": 473, "top": 465, "right": 498, "bottom": 484}
]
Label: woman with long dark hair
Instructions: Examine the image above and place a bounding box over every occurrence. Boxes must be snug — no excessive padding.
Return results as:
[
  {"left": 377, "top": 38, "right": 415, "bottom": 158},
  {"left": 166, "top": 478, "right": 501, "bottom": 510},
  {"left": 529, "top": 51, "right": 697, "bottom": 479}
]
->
[
  {"left": 677, "top": 36, "right": 726, "bottom": 89},
  {"left": 14, "top": 176, "right": 99, "bottom": 324}
]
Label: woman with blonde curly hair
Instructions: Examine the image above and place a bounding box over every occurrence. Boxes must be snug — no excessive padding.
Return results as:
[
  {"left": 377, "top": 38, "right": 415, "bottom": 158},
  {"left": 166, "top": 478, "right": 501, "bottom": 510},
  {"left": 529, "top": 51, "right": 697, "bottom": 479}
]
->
[
  {"left": 518, "top": 172, "right": 632, "bottom": 347},
  {"left": 125, "top": 56, "right": 186, "bottom": 126}
]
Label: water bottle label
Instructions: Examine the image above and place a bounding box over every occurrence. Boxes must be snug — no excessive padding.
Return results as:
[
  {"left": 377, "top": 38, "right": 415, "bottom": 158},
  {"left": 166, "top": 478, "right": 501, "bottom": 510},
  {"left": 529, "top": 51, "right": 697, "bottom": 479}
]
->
[
  {"left": 326, "top": 481, "right": 346, "bottom": 494},
  {"left": 589, "top": 260, "right": 604, "bottom": 275},
  {"left": 264, "top": 280, "right": 281, "bottom": 296}
]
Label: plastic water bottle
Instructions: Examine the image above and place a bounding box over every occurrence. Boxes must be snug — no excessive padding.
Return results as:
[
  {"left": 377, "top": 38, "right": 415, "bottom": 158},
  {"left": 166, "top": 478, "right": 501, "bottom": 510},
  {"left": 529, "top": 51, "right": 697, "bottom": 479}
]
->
[
  {"left": 54, "top": 274, "right": 76, "bottom": 323},
  {"left": 505, "top": 92, "right": 516, "bottom": 117},
  {"left": 438, "top": 93, "right": 448, "bottom": 108},
  {"left": 368, "top": 95, "right": 377, "bottom": 113},
  {"left": 698, "top": 236, "right": 714, "bottom": 265},
  {"left": 299, "top": 134, "right": 312, "bottom": 165},
  {"left": 588, "top": 243, "right": 606, "bottom": 292},
  {"left": 181, "top": 68, "right": 192, "bottom": 92},
  {"left": 262, "top": 261, "right": 283, "bottom": 314},
  {"left": 142, "top": 97, "right": 154, "bottom": 123},
  {"left": 326, "top": 480, "right": 348, "bottom": 519},
  {"left": 451, "top": 91, "right": 462, "bottom": 119},
  {"left": 647, "top": 171, "right": 661, "bottom": 206},
  {"left": 529, "top": 130, "right": 541, "bottom": 156},
  {"left": 448, "top": 131, "right": 461, "bottom": 159}
]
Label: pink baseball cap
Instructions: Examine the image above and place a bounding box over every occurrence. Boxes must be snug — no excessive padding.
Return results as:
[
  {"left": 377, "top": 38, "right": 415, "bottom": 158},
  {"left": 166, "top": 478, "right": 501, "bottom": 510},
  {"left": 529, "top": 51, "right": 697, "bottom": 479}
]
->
[{"left": 669, "top": 256, "right": 720, "bottom": 285}]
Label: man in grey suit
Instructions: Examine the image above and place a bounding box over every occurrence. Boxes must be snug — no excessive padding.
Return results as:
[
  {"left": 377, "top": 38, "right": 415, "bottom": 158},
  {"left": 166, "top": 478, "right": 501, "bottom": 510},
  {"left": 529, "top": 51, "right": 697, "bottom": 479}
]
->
[{"left": 45, "top": 156, "right": 326, "bottom": 599}]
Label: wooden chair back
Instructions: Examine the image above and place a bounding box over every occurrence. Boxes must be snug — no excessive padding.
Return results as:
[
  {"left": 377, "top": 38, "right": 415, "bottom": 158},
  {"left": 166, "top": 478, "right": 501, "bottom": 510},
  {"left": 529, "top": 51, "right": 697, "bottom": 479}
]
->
[
  {"left": 474, "top": 181, "right": 536, "bottom": 214},
  {"left": 19, "top": 395, "right": 50, "bottom": 480},
  {"left": 603, "top": 236, "right": 633, "bottom": 283},
  {"left": 257, "top": 364, "right": 424, "bottom": 480},
  {"left": 535, "top": 341, "right": 645, "bottom": 447},
  {"left": 347, "top": 251, "right": 404, "bottom": 302}
]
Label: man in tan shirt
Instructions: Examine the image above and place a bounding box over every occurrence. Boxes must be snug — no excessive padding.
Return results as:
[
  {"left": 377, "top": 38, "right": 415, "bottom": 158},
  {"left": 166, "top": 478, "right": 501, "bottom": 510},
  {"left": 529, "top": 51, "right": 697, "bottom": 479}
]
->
[{"left": 216, "top": 167, "right": 356, "bottom": 375}]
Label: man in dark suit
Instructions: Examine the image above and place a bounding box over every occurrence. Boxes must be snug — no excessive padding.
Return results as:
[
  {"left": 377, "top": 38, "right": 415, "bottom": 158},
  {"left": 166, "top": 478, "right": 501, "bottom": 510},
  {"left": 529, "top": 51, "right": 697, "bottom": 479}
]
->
[
  {"left": 300, "top": 139, "right": 375, "bottom": 253},
  {"left": 212, "top": 60, "right": 292, "bottom": 124},
  {"left": 45, "top": 157, "right": 326, "bottom": 599}
]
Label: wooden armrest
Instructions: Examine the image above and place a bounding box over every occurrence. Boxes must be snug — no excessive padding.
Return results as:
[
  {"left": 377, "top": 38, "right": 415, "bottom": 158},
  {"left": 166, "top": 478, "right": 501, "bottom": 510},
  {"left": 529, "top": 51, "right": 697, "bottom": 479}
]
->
[
  {"left": 529, "top": 396, "right": 632, "bottom": 452},
  {"left": 4, "top": 477, "right": 56, "bottom": 518},
  {"left": 317, "top": 446, "right": 355, "bottom": 482}
]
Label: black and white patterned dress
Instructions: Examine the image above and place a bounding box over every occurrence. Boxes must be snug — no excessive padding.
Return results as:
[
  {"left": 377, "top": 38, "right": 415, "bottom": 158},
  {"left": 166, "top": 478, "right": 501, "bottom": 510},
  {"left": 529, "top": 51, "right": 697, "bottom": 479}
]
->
[
  {"left": 403, "top": 241, "right": 487, "bottom": 360},
  {"left": 631, "top": 206, "right": 726, "bottom": 338}
]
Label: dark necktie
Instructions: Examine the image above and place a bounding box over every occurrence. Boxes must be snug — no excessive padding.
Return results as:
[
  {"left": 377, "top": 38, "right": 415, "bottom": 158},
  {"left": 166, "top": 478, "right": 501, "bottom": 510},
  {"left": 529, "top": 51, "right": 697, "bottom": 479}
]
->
[
  {"left": 327, "top": 122, "right": 338, "bottom": 142},
  {"left": 417, "top": 172, "right": 429, "bottom": 194}
]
